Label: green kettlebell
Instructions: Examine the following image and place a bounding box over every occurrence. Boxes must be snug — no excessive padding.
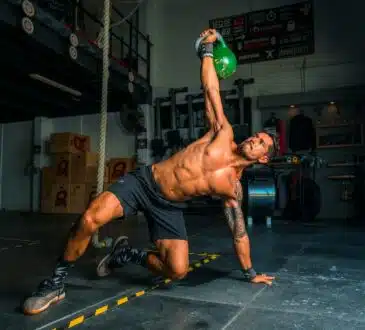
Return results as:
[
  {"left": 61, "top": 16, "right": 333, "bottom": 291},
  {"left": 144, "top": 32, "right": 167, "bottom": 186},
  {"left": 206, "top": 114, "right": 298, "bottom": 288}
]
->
[{"left": 195, "top": 31, "right": 237, "bottom": 80}]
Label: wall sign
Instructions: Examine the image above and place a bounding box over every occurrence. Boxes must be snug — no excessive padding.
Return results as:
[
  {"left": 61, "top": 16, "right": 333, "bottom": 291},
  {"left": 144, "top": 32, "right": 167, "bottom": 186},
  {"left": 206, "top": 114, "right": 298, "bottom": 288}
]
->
[{"left": 209, "top": 1, "right": 314, "bottom": 64}]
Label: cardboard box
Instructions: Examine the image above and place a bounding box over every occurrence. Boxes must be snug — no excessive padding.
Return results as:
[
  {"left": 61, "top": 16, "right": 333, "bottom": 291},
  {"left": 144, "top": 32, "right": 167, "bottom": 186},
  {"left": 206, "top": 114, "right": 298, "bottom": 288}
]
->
[
  {"left": 50, "top": 183, "right": 86, "bottom": 214},
  {"left": 40, "top": 167, "right": 55, "bottom": 213},
  {"left": 108, "top": 158, "right": 134, "bottom": 183},
  {"left": 50, "top": 132, "right": 90, "bottom": 154},
  {"left": 71, "top": 152, "right": 98, "bottom": 182},
  {"left": 83, "top": 165, "right": 109, "bottom": 183},
  {"left": 53, "top": 153, "right": 73, "bottom": 183},
  {"left": 52, "top": 152, "right": 106, "bottom": 183}
]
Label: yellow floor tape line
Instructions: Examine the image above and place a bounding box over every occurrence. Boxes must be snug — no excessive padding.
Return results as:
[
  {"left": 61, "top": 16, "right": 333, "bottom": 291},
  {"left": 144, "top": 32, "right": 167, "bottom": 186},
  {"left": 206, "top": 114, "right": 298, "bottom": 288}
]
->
[
  {"left": 144, "top": 248, "right": 211, "bottom": 257},
  {"left": 51, "top": 253, "right": 220, "bottom": 329}
]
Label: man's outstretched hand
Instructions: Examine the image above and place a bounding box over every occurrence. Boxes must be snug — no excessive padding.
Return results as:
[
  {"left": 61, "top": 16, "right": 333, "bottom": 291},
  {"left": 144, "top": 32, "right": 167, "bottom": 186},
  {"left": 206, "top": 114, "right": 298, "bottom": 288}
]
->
[
  {"left": 200, "top": 29, "right": 218, "bottom": 43},
  {"left": 251, "top": 273, "right": 276, "bottom": 286}
]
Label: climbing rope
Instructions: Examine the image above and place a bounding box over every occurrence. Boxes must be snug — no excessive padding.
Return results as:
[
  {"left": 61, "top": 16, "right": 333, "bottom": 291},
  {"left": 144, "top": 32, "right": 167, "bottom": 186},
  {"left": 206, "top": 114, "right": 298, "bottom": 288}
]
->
[
  {"left": 95, "top": 0, "right": 146, "bottom": 48},
  {"left": 92, "top": 0, "right": 112, "bottom": 249},
  {"left": 92, "top": 0, "right": 148, "bottom": 248}
]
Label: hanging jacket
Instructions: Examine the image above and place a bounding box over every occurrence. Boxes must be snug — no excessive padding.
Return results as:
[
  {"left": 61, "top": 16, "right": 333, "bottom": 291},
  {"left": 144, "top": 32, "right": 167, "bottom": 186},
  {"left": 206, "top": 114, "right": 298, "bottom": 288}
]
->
[{"left": 289, "top": 114, "right": 316, "bottom": 152}]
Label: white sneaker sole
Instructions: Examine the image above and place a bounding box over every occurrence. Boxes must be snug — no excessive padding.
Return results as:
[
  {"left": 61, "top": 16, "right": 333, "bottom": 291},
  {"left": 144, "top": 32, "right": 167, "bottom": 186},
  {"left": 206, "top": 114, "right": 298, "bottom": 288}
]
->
[{"left": 23, "top": 292, "right": 66, "bottom": 315}]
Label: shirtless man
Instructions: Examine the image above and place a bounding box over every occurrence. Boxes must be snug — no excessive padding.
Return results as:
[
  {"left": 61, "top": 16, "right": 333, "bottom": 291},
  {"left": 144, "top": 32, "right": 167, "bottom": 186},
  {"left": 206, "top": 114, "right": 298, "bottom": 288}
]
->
[{"left": 23, "top": 29, "right": 276, "bottom": 315}]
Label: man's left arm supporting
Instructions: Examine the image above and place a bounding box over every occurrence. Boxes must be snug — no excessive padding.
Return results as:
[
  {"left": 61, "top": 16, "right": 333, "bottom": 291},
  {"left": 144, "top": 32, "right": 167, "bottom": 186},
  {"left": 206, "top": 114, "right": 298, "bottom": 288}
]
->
[{"left": 223, "top": 181, "right": 257, "bottom": 279}]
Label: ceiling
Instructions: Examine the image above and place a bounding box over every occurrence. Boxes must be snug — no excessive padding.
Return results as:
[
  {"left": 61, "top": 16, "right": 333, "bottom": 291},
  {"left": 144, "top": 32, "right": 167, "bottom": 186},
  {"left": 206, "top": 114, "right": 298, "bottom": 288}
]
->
[{"left": 0, "top": 21, "right": 134, "bottom": 123}]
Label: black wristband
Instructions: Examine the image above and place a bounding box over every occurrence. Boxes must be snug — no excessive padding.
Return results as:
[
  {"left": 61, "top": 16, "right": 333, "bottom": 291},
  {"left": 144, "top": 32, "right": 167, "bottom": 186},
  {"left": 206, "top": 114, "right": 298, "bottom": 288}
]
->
[
  {"left": 242, "top": 267, "right": 257, "bottom": 281},
  {"left": 199, "top": 42, "right": 214, "bottom": 59}
]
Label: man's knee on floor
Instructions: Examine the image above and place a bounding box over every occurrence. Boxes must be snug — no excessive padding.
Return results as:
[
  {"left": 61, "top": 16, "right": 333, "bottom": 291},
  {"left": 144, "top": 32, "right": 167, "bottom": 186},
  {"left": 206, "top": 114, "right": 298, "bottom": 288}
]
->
[{"left": 166, "top": 261, "right": 189, "bottom": 280}]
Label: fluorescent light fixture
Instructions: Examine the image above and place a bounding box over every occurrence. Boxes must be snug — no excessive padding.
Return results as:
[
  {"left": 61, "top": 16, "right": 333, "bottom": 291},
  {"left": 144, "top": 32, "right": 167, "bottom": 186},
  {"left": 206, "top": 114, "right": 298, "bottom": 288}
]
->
[{"left": 29, "top": 73, "right": 82, "bottom": 97}]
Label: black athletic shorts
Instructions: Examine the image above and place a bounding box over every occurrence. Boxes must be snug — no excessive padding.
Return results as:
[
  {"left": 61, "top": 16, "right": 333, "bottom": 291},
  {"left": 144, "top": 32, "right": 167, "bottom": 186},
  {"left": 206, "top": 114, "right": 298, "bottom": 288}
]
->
[{"left": 107, "top": 165, "right": 188, "bottom": 242}]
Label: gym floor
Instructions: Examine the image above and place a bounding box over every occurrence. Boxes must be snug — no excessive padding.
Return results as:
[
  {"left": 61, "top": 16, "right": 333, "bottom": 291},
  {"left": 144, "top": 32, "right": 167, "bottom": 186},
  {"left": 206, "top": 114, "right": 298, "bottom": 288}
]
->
[{"left": 1, "top": 210, "right": 365, "bottom": 330}]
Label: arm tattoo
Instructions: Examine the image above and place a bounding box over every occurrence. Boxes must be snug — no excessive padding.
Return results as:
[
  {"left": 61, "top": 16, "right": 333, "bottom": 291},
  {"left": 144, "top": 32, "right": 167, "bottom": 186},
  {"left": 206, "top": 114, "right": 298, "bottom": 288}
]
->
[
  {"left": 223, "top": 181, "right": 247, "bottom": 242},
  {"left": 234, "top": 180, "right": 243, "bottom": 203}
]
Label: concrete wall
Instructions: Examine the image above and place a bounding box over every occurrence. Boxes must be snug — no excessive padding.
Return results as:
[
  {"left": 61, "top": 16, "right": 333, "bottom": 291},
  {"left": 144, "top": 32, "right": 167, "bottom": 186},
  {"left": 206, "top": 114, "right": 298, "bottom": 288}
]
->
[
  {"left": 0, "top": 121, "right": 33, "bottom": 211},
  {"left": 145, "top": 0, "right": 365, "bottom": 95},
  {"left": 0, "top": 113, "right": 136, "bottom": 212},
  {"left": 52, "top": 113, "right": 136, "bottom": 158}
]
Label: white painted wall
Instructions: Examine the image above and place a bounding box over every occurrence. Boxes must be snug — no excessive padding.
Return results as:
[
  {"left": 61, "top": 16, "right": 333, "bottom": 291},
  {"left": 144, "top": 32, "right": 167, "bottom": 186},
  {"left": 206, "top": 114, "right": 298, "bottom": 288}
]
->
[
  {"left": 1, "top": 120, "right": 33, "bottom": 211},
  {"left": 145, "top": 0, "right": 365, "bottom": 97},
  {"left": 0, "top": 113, "right": 136, "bottom": 211},
  {"left": 52, "top": 113, "right": 136, "bottom": 158}
]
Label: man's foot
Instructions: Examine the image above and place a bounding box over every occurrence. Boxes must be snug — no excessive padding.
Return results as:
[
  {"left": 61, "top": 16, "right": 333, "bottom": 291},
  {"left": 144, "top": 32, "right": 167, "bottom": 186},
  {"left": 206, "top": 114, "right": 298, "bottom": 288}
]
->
[
  {"left": 96, "top": 235, "right": 129, "bottom": 277},
  {"left": 23, "top": 279, "right": 65, "bottom": 315}
]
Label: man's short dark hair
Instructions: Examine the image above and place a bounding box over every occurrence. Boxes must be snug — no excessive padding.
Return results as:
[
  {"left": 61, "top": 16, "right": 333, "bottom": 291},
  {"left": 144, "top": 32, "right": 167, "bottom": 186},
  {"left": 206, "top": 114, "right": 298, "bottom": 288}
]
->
[{"left": 264, "top": 131, "right": 279, "bottom": 160}]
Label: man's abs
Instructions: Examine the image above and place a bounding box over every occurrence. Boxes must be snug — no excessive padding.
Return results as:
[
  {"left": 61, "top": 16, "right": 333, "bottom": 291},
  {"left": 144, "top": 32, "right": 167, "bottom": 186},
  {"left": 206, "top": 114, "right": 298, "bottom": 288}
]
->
[{"left": 152, "top": 142, "right": 236, "bottom": 201}]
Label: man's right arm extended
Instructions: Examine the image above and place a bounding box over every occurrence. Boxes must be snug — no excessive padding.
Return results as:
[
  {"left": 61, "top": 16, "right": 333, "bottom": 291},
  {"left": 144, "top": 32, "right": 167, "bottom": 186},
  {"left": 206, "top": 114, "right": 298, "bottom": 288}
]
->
[
  {"left": 201, "top": 56, "right": 227, "bottom": 131},
  {"left": 198, "top": 29, "right": 231, "bottom": 135}
]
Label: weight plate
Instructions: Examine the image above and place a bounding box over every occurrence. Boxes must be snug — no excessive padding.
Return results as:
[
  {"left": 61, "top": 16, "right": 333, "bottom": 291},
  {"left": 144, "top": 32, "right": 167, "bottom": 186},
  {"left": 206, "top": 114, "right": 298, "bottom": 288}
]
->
[
  {"left": 128, "top": 82, "right": 134, "bottom": 93},
  {"left": 69, "top": 33, "right": 79, "bottom": 47},
  {"left": 69, "top": 46, "right": 78, "bottom": 60},
  {"left": 22, "top": 0, "right": 35, "bottom": 17},
  {"left": 128, "top": 71, "right": 134, "bottom": 82},
  {"left": 21, "top": 17, "right": 34, "bottom": 35}
]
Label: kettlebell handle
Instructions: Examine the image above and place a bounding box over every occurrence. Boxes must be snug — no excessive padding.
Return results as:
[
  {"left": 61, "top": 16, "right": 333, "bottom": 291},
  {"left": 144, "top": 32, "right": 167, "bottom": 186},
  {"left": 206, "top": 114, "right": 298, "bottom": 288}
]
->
[{"left": 194, "top": 31, "right": 223, "bottom": 53}]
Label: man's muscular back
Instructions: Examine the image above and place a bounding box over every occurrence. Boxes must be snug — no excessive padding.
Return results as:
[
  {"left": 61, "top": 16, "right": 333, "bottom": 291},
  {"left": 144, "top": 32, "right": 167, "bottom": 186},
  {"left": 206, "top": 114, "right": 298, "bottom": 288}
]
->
[{"left": 153, "top": 128, "right": 245, "bottom": 202}]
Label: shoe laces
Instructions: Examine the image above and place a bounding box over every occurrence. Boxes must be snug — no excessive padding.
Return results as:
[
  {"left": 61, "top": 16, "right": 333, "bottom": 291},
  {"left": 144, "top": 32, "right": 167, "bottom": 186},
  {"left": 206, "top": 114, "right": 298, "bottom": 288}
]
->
[{"left": 32, "top": 279, "right": 60, "bottom": 297}]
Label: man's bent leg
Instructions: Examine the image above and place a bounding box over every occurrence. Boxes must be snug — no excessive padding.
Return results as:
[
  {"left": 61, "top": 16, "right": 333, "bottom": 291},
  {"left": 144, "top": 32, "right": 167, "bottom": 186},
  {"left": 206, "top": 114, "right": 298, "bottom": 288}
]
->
[
  {"left": 144, "top": 203, "right": 189, "bottom": 279},
  {"left": 97, "top": 168, "right": 189, "bottom": 280},
  {"left": 149, "top": 239, "right": 189, "bottom": 280},
  {"left": 23, "top": 192, "right": 123, "bottom": 315},
  {"left": 63, "top": 192, "right": 123, "bottom": 262},
  {"left": 98, "top": 239, "right": 189, "bottom": 281}
]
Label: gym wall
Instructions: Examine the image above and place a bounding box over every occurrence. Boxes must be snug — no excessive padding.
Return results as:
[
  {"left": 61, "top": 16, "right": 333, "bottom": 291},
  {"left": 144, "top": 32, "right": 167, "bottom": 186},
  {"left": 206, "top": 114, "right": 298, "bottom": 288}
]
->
[
  {"left": 52, "top": 113, "right": 136, "bottom": 159},
  {"left": 145, "top": 0, "right": 365, "bottom": 95},
  {"left": 0, "top": 121, "right": 33, "bottom": 211},
  {"left": 143, "top": 0, "right": 365, "bottom": 220},
  {"left": 81, "top": 0, "right": 149, "bottom": 76},
  {"left": 0, "top": 113, "right": 136, "bottom": 212},
  {"left": 0, "top": 2, "right": 149, "bottom": 212},
  {"left": 1, "top": 0, "right": 363, "bottom": 214},
  {"left": 261, "top": 102, "right": 363, "bottom": 220}
]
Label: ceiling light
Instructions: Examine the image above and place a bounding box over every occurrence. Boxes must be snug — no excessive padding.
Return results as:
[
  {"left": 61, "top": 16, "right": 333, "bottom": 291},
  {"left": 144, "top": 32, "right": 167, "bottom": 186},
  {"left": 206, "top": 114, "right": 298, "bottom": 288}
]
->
[
  {"left": 327, "top": 101, "right": 338, "bottom": 113},
  {"left": 29, "top": 73, "right": 82, "bottom": 97}
]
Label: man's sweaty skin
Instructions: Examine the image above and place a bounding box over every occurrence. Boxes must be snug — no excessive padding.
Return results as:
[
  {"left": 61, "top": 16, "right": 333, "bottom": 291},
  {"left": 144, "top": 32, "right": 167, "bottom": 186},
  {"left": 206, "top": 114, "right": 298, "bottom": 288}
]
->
[
  {"left": 152, "top": 29, "right": 275, "bottom": 285},
  {"left": 22, "top": 28, "right": 278, "bottom": 318}
]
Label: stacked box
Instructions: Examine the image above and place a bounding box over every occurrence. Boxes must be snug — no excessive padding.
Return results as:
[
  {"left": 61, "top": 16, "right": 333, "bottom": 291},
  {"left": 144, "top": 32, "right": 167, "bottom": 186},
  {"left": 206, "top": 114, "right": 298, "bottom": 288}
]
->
[
  {"left": 40, "top": 132, "right": 136, "bottom": 214},
  {"left": 41, "top": 132, "right": 106, "bottom": 214},
  {"left": 107, "top": 157, "right": 135, "bottom": 183}
]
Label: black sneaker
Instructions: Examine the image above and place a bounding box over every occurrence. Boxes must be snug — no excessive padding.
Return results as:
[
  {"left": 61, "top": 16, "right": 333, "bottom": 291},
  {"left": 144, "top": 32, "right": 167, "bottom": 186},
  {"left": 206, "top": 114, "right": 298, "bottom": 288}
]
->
[
  {"left": 23, "top": 279, "right": 65, "bottom": 315},
  {"left": 96, "top": 236, "right": 129, "bottom": 277}
]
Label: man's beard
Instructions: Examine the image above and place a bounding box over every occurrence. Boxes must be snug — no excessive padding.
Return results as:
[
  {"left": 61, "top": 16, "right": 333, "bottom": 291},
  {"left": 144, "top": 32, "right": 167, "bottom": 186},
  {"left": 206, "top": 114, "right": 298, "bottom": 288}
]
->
[
  {"left": 238, "top": 142, "right": 249, "bottom": 159},
  {"left": 239, "top": 141, "right": 256, "bottom": 161}
]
